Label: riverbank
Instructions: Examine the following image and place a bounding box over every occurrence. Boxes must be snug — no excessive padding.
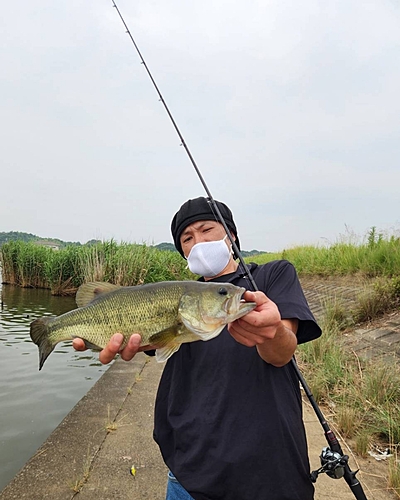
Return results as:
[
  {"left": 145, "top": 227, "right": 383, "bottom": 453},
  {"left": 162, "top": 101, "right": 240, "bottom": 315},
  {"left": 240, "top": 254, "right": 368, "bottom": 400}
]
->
[{"left": 0, "top": 351, "right": 395, "bottom": 500}]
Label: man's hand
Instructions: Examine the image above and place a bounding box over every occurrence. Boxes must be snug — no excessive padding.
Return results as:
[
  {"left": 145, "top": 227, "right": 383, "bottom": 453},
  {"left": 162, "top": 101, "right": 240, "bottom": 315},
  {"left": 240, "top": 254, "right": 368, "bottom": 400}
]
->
[
  {"left": 228, "top": 290, "right": 298, "bottom": 367},
  {"left": 72, "top": 333, "right": 142, "bottom": 365}
]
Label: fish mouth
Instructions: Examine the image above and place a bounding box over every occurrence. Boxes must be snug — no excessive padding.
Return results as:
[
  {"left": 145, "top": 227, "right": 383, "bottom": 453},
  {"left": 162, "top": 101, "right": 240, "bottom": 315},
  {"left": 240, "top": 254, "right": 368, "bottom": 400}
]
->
[{"left": 224, "top": 290, "right": 256, "bottom": 318}]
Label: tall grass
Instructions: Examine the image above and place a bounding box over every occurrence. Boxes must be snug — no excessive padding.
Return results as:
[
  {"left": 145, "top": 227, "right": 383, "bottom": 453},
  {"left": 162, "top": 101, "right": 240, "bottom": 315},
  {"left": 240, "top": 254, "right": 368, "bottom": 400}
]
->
[
  {"left": 1, "top": 228, "right": 400, "bottom": 294},
  {"left": 0, "top": 240, "right": 193, "bottom": 295},
  {"left": 249, "top": 231, "right": 400, "bottom": 277},
  {"left": 352, "top": 276, "right": 400, "bottom": 322},
  {"left": 0, "top": 241, "right": 51, "bottom": 288},
  {"left": 77, "top": 240, "right": 193, "bottom": 286},
  {"left": 298, "top": 290, "right": 400, "bottom": 492},
  {"left": 44, "top": 245, "right": 83, "bottom": 295}
]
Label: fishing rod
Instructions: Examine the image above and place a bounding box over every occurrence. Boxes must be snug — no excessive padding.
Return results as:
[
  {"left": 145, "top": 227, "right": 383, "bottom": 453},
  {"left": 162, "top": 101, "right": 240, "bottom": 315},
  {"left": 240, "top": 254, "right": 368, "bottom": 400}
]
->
[
  {"left": 110, "top": 2, "right": 368, "bottom": 498},
  {"left": 110, "top": 1, "right": 254, "bottom": 290}
]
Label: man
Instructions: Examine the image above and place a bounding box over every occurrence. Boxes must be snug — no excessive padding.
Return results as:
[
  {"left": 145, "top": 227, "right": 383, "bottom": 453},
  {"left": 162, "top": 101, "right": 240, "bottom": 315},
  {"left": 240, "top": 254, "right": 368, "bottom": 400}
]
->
[{"left": 74, "top": 196, "right": 321, "bottom": 500}]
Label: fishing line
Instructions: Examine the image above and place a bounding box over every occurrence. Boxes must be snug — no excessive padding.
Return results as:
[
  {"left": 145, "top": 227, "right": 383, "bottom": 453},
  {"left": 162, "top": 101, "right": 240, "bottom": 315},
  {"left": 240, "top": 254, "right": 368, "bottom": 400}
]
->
[
  {"left": 111, "top": 0, "right": 254, "bottom": 288},
  {"left": 110, "top": 2, "right": 368, "bottom": 498}
]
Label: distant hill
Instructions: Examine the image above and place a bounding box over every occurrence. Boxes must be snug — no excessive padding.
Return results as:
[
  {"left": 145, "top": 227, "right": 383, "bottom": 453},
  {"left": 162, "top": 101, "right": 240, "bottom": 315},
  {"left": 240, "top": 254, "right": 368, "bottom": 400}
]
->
[
  {"left": 153, "top": 242, "right": 176, "bottom": 252},
  {"left": 240, "top": 249, "right": 267, "bottom": 257},
  {"left": 0, "top": 231, "right": 92, "bottom": 248},
  {"left": 0, "top": 231, "right": 37, "bottom": 245},
  {"left": 0, "top": 232, "right": 266, "bottom": 256}
]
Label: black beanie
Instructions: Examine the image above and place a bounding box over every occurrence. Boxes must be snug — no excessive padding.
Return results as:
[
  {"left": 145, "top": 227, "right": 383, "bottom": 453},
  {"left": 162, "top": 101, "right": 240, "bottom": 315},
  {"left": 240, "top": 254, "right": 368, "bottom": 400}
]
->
[{"left": 171, "top": 197, "right": 240, "bottom": 257}]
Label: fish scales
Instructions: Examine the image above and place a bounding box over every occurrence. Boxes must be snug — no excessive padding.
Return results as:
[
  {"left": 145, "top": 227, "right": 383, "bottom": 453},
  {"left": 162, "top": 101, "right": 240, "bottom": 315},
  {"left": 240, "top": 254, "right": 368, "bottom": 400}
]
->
[{"left": 49, "top": 283, "right": 185, "bottom": 344}]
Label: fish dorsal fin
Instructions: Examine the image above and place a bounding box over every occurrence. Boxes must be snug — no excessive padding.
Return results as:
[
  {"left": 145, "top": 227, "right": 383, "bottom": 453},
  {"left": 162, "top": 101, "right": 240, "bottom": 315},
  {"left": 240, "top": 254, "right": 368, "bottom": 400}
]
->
[{"left": 75, "top": 281, "right": 121, "bottom": 308}]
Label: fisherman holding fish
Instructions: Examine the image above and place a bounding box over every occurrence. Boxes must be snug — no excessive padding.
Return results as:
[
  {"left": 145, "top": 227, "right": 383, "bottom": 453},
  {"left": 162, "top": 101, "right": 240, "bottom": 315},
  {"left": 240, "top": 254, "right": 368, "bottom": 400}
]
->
[{"left": 72, "top": 197, "right": 322, "bottom": 500}]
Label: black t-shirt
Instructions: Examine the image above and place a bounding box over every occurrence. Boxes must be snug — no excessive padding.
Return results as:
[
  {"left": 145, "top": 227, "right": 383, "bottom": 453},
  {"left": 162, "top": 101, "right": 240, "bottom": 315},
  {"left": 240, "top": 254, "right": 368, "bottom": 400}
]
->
[{"left": 153, "top": 260, "right": 321, "bottom": 500}]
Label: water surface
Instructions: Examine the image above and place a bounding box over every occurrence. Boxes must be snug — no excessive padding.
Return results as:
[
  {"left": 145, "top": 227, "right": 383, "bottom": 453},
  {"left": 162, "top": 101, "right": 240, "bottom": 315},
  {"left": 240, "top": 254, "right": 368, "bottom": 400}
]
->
[{"left": 0, "top": 276, "right": 109, "bottom": 492}]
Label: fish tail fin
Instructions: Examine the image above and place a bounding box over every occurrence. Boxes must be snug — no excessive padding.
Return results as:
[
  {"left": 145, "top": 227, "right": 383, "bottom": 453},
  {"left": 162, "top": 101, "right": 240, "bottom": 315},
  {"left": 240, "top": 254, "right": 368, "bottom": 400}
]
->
[{"left": 30, "top": 317, "right": 56, "bottom": 370}]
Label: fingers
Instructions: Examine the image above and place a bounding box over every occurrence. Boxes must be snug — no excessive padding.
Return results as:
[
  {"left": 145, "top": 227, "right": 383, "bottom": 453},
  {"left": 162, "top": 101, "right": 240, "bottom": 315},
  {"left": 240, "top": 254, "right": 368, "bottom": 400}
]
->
[
  {"left": 98, "top": 333, "right": 124, "bottom": 364},
  {"left": 98, "top": 333, "right": 142, "bottom": 364},
  {"left": 238, "top": 294, "right": 277, "bottom": 329},
  {"left": 228, "top": 291, "right": 281, "bottom": 346},
  {"left": 119, "top": 334, "right": 141, "bottom": 362},
  {"left": 228, "top": 323, "right": 265, "bottom": 347},
  {"left": 72, "top": 337, "right": 87, "bottom": 351},
  {"left": 242, "top": 290, "right": 268, "bottom": 306},
  {"left": 72, "top": 333, "right": 142, "bottom": 364}
]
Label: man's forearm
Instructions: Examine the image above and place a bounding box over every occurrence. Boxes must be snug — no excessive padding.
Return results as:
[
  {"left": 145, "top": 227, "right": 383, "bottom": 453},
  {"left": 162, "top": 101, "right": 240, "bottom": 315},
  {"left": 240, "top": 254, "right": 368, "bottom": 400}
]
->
[{"left": 256, "top": 322, "right": 298, "bottom": 367}]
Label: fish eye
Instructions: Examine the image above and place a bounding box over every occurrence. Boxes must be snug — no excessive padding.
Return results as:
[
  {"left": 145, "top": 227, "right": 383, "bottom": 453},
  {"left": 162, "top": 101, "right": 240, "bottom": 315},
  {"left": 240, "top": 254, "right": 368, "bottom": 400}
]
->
[{"left": 218, "top": 287, "right": 228, "bottom": 296}]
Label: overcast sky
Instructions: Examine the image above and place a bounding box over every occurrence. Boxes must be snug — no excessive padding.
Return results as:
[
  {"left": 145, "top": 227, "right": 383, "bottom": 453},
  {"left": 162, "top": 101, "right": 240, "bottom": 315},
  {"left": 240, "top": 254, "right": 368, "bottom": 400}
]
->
[{"left": 1, "top": 0, "right": 399, "bottom": 252}]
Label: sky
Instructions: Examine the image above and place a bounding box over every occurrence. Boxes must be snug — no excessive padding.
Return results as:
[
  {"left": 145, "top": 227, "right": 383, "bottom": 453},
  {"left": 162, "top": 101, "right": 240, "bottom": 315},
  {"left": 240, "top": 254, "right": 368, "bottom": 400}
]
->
[{"left": 1, "top": 0, "right": 399, "bottom": 252}]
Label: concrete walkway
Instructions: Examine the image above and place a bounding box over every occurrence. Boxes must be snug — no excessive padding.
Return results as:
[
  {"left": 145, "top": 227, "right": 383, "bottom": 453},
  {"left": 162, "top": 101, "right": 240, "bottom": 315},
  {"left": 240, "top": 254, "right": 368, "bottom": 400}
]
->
[{"left": 1, "top": 277, "right": 399, "bottom": 500}]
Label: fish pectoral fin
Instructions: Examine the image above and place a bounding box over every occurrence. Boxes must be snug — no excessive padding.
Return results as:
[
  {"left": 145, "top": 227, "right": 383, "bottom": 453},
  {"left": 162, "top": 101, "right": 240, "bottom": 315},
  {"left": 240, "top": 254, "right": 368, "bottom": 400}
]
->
[
  {"left": 148, "top": 326, "right": 182, "bottom": 363},
  {"left": 155, "top": 343, "right": 181, "bottom": 363},
  {"left": 76, "top": 281, "right": 121, "bottom": 308},
  {"left": 148, "top": 325, "right": 180, "bottom": 346}
]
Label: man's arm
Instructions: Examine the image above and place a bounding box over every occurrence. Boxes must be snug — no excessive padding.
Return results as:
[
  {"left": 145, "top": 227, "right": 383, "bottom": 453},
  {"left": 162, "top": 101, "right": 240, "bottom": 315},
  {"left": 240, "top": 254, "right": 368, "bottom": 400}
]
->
[{"left": 227, "top": 290, "right": 298, "bottom": 367}]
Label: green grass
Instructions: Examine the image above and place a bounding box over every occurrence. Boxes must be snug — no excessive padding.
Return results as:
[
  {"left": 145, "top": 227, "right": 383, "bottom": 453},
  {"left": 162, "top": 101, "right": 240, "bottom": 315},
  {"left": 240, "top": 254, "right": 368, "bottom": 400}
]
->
[
  {"left": 247, "top": 229, "right": 400, "bottom": 277},
  {"left": 389, "top": 455, "right": 400, "bottom": 497},
  {"left": 352, "top": 276, "right": 400, "bottom": 322},
  {"left": 2, "top": 227, "right": 400, "bottom": 294},
  {"left": 0, "top": 240, "right": 194, "bottom": 294},
  {"left": 0, "top": 241, "right": 52, "bottom": 288},
  {"left": 298, "top": 285, "right": 400, "bottom": 494}
]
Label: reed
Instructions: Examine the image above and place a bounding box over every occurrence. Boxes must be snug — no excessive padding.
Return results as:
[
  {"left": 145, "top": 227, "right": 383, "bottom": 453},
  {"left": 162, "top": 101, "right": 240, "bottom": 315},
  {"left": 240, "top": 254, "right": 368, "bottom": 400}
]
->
[
  {"left": 0, "top": 241, "right": 51, "bottom": 288},
  {"left": 0, "top": 240, "right": 193, "bottom": 294},
  {"left": 44, "top": 245, "right": 84, "bottom": 295},
  {"left": 77, "top": 241, "right": 193, "bottom": 286}
]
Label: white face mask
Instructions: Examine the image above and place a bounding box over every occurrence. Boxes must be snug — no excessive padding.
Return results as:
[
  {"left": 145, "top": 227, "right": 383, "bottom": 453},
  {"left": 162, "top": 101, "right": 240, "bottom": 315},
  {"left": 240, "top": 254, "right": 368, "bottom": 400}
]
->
[{"left": 186, "top": 235, "right": 232, "bottom": 277}]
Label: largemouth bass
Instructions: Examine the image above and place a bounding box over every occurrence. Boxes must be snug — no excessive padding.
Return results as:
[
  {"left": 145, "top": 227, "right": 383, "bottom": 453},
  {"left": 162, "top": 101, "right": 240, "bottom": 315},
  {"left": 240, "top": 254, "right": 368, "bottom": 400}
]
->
[{"left": 30, "top": 280, "right": 256, "bottom": 370}]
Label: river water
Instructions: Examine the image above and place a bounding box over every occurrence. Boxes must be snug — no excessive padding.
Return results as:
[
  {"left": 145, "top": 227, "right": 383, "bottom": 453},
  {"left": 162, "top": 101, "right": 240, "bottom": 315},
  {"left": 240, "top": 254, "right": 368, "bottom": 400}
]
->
[{"left": 0, "top": 274, "right": 109, "bottom": 492}]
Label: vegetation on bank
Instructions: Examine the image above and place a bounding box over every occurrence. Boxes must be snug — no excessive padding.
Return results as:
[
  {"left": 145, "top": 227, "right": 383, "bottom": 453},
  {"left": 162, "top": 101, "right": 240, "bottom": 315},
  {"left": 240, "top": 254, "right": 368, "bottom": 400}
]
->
[
  {"left": 251, "top": 227, "right": 400, "bottom": 277},
  {"left": 1, "top": 226, "right": 399, "bottom": 294},
  {"left": 298, "top": 278, "right": 400, "bottom": 496},
  {"left": 0, "top": 240, "right": 194, "bottom": 295}
]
